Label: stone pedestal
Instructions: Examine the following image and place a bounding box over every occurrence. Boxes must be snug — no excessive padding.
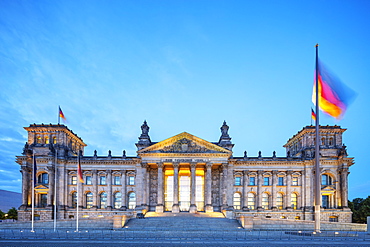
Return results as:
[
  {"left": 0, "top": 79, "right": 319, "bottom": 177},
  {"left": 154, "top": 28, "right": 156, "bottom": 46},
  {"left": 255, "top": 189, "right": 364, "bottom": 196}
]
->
[
  {"left": 172, "top": 204, "right": 180, "bottom": 213},
  {"left": 205, "top": 205, "right": 214, "bottom": 213},
  {"left": 155, "top": 205, "right": 164, "bottom": 213},
  {"left": 224, "top": 208, "right": 234, "bottom": 219},
  {"left": 241, "top": 215, "right": 253, "bottom": 229},
  {"left": 189, "top": 204, "right": 197, "bottom": 213}
]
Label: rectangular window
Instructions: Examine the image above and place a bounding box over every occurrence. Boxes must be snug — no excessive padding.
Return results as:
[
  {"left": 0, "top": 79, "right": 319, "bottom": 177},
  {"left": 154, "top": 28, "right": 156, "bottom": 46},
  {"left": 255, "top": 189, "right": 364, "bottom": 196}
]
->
[
  {"left": 249, "top": 177, "right": 255, "bottom": 186},
  {"left": 72, "top": 176, "right": 77, "bottom": 185},
  {"left": 263, "top": 177, "right": 270, "bottom": 186},
  {"left": 278, "top": 177, "right": 284, "bottom": 186},
  {"left": 114, "top": 176, "right": 121, "bottom": 185},
  {"left": 40, "top": 194, "right": 47, "bottom": 208},
  {"left": 322, "top": 195, "right": 329, "bottom": 209},
  {"left": 234, "top": 177, "right": 241, "bottom": 186},
  {"left": 100, "top": 176, "right": 106, "bottom": 185},
  {"left": 128, "top": 176, "right": 135, "bottom": 185},
  {"left": 85, "top": 176, "right": 92, "bottom": 185},
  {"left": 292, "top": 177, "right": 298, "bottom": 186}
]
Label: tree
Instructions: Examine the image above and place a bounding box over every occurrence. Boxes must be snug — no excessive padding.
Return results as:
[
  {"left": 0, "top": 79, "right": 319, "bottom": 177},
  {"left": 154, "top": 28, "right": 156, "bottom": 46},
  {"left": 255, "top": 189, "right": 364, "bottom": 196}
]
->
[
  {"left": 6, "top": 207, "right": 17, "bottom": 220},
  {"left": 0, "top": 210, "right": 5, "bottom": 220},
  {"left": 349, "top": 196, "right": 370, "bottom": 223}
]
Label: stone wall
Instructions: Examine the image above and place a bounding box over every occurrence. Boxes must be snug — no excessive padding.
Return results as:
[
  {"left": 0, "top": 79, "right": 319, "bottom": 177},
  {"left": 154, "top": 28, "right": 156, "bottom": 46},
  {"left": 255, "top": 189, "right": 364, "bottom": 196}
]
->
[{"left": 236, "top": 215, "right": 366, "bottom": 231}]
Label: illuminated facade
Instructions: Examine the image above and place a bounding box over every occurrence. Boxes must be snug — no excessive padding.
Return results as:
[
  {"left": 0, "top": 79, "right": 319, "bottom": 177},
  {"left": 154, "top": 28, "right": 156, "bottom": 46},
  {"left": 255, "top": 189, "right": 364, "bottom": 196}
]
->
[{"left": 17, "top": 121, "right": 353, "bottom": 222}]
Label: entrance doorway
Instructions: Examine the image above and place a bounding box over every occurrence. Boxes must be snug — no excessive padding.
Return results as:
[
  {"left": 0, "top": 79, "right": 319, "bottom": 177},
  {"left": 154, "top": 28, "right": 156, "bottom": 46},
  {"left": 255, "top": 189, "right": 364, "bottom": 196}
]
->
[
  {"left": 179, "top": 176, "right": 190, "bottom": 211},
  {"left": 164, "top": 165, "right": 205, "bottom": 212}
]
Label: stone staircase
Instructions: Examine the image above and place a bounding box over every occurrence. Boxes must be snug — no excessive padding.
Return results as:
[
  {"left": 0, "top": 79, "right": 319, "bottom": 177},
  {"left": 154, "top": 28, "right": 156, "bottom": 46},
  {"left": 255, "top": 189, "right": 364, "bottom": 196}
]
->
[{"left": 125, "top": 212, "right": 242, "bottom": 231}]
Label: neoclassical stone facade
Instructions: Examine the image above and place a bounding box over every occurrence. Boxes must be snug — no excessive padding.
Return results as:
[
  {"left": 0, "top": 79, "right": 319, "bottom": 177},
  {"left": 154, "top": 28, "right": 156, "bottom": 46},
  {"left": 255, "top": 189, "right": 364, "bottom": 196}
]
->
[{"left": 16, "top": 121, "right": 354, "bottom": 222}]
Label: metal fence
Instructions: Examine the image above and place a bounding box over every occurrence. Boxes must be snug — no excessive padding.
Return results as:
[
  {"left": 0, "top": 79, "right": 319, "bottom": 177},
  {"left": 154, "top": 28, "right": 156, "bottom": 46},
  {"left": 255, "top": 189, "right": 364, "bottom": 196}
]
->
[{"left": 0, "top": 228, "right": 369, "bottom": 242}]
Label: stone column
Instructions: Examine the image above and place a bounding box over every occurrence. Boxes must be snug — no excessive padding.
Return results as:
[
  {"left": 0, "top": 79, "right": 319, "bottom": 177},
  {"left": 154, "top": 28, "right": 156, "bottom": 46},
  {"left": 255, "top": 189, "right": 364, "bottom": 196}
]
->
[
  {"left": 107, "top": 169, "right": 112, "bottom": 210},
  {"left": 120, "top": 170, "right": 127, "bottom": 210},
  {"left": 341, "top": 167, "right": 349, "bottom": 208},
  {"left": 286, "top": 170, "right": 292, "bottom": 209},
  {"left": 189, "top": 163, "right": 197, "bottom": 213},
  {"left": 226, "top": 163, "right": 234, "bottom": 209},
  {"left": 47, "top": 166, "right": 55, "bottom": 207},
  {"left": 59, "top": 163, "right": 66, "bottom": 211},
  {"left": 135, "top": 163, "right": 143, "bottom": 210},
  {"left": 172, "top": 163, "right": 180, "bottom": 213},
  {"left": 156, "top": 162, "right": 164, "bottom": 213},
  {"left": 257, "top": 170, "right": 263, "bottom": 210},
  {"left": 242, "top": 170, "right": 249, "bottom": 211},
  {"left": 221, "top": 163, "right": 228, "bottom": 210},
  {"left": 304, "top": 167, "right": 313, "bottom": 210},
  {"left": 20, "top": 166, "right": 29, "bottom": 207},
  {"left": 205, "top": 163, "right": 213, "bottom": 212},
  {"left": 92, "top": 169, "right": 98, "bottom": 209},
  {"left": 141, "top": 163, "right": 148, "bottom": 208},
  {"left": 145, "top": 166, "right": 150, "bottom": 211},
  {"left": 271, "top": 170, "right": 278, "bottom": 210}
]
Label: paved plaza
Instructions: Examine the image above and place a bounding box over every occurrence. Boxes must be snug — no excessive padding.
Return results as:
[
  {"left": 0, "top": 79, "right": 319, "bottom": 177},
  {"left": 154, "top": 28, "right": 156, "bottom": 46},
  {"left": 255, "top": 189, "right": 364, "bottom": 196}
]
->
[{"left": 1, "top": 212, "right": 369, "bottom": 246}]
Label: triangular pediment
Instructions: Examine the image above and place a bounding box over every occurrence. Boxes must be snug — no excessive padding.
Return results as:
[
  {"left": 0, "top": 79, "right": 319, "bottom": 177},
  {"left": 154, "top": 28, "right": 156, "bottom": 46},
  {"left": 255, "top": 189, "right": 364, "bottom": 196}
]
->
[
  {"left": 138, "top": 132, "right": 232, "bottom": 154},
  {"left": 35, "top": 184, "right": 49, "bottom": 190},
  {"left": 321, "top": 185, "right": 335, "bottom": 191}
]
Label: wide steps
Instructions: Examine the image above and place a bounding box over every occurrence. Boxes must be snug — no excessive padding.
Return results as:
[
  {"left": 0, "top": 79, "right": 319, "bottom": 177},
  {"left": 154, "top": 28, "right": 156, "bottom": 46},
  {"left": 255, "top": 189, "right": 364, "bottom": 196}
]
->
[{"left": 125, "top": 212, "right": 242, "bottom": 231}]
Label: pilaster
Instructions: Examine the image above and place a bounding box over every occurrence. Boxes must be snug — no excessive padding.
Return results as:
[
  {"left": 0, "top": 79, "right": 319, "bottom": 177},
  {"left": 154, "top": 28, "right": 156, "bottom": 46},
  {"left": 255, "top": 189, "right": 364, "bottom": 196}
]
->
[
  {"left": 271, "top": 170, "right": 278, "bottom": 210},
  {"left": 242, "top": 170, "right": 249, "bottom": 211},
  {"left": 120, "top": 170, "right": 127, "bottom": 210}
]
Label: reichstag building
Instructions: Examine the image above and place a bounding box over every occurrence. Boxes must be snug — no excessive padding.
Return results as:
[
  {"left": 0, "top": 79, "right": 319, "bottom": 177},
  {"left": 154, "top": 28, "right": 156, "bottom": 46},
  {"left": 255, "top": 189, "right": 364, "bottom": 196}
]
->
[{"left": 16, "top": 121, "right": 353, "bottom": 222}]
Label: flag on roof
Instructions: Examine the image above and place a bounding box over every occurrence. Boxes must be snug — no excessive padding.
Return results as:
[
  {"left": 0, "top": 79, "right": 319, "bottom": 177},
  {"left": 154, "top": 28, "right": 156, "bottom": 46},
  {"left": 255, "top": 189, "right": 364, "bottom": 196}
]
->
[
  {"left": 311, "top": 108, "right": 316, "bottom": 122},
  {"left": 59, "top": 106, "right": 67, "bottom": 123}
]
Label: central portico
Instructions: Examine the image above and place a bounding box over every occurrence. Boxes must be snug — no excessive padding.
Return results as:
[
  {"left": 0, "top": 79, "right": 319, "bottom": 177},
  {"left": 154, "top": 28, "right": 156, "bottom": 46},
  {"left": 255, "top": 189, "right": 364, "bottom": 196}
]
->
[{"left": 137, "top": 128, "right": 233, "bottom": 214}]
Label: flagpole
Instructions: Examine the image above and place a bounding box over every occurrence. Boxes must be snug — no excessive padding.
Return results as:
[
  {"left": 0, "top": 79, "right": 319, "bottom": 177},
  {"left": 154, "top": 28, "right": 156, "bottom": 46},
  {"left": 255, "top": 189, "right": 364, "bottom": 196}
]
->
[
  {"left": 31, "top": 151, "right": 35, "bottom": 232},
  {"left": 58, "top": 106, "right": 60, "bottom": 125},
  {"left": 53, "top": 149, "right": 57, "bottom": 231},
  {"left": 314, "top": 44, "right": 321, "bottom": 232},
  {"left": 76, "top": 151, "right": 80, "bottom": 232}
]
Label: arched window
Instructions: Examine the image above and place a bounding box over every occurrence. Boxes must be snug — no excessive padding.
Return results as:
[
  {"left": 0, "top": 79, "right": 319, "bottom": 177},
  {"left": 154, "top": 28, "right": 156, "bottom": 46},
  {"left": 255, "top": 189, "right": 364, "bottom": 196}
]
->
[
  {"left": 86, "top": 192, "right": 93, "bottom": 209},
  {"left": 71, "top": 192, "right": 77, "bottom": 208},
  {"left": 276, "top": 193, "right": 284, "bottom": 209},
  {"left": 322, "top": 174, "right": 332, "bottom": 185},
  {"left": 247, "top": 193, "right": 255, "bottom": 210},
  {"left": 53, "top": 136, "right": 57, "bottom": 144},
  {"left": 36, "top": 136, "right": 42, "bottom": 144},
  {"left": 128, "top": 192, "right": 136, "bottom": 209},
  {"left": 291, "top": 193, "right": 297, "bottom": 209},
  {"left": 45, "top": 136, "right": 49, "bottom": 144},
  {"left": 321, "top": 137, "right": 326, "bottom": 146},
  {"left": 233, "top": 193, "right": 241, "bottom": 210},
  {"left": 114, "top": 192, "right": 122, "bottom": 209},
  {"left": 329, "top": 137, "right": 334, "bottom": 146},
  {"left": 262, "top": 193, "right": 269, "bottom": 209},
  {"left": 38, "top": 173, "right": 49, "bottom": 184},
  {"left": 100, "top": 192, "right": 107, "bottom": 209}
]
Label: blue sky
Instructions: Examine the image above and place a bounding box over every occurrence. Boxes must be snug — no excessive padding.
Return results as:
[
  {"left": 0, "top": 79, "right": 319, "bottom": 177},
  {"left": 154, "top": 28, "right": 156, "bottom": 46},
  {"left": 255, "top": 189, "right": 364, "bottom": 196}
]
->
[{"left": 0, "top": 0, "right": 369, "bottom": 200}]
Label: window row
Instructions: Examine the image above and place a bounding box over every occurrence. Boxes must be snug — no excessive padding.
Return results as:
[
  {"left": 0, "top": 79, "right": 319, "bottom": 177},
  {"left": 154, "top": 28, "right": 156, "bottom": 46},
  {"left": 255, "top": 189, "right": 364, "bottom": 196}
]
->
[
  {"left": 234, "top": 176, "right": 299, "bottom": 186},
  {"left": 235, "top": 174, "right": 334, "bottom": 186},
  {"left": 35, "top": 135, "right": 57, "bottom": 144},
  {"left": 233, "top": 192, "right": 298, "bottom": 210},
  {"left": 70, "top": 175, "right": 135, "bottom": 185},
  {"left": 71, "top": 191, "right": 136, "bottom": 209}
]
